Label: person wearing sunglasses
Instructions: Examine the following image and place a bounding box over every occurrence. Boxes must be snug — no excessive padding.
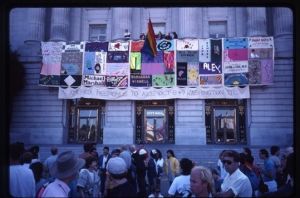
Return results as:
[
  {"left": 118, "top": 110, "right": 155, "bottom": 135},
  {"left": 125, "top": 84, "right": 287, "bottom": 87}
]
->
[{"left": 213, "top": 150, "right": 253, "bottom": 197}]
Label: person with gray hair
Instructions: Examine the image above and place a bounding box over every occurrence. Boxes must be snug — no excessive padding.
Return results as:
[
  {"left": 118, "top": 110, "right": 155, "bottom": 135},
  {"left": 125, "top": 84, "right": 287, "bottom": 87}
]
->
[
  {"left": 120, "top": 145, "right": 132, "bottom": 170},
  {"left": 120, "top": 144, "right": 135, "bottom": 187},
  {"left": 41, "top": 151, "right": 85, "bottom": 197},
  {"left": 190, "top": 165, "right": 215, "bottom": 197}
]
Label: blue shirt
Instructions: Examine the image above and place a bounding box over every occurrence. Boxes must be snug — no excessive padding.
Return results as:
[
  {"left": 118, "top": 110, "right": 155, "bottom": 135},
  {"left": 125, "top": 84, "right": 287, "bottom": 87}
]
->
[{"left": 263, "top": 158, "right": 276, "bottom": 181}]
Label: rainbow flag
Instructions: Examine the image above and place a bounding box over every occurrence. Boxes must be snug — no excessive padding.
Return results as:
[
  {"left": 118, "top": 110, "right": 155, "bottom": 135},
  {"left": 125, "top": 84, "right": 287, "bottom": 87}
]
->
[{"left": 141, "top": 19, "right": 157, "bottom": 57}]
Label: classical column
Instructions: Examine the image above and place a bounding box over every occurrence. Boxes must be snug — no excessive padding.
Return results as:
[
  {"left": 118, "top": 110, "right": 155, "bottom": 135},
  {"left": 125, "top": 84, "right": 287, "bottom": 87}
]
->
[
  {"left": 246, "top": 7, "right": 267, "bottom": 36},
  {"left": 235, "top": 7, "right": 247, "bottom": 37},
  {"left": 170, "top": 8, "right": 179, "bottom": 36},
  {"left": 50, "top": 8, "right": 70, "bottom": 41},
  {"left": 25, "top": 8, "right": 46, "bottom": 43},
  {"left": 69, "top": 8, "right": 82, "bottom": 41},
  {"left": 272, "top": 7, "right": 293, "bottom": 57},
  {"left": 178, "top": 8, "right": 199, "bottom": 38},
  {"left": 131, "top": 8, "right": 141, "bottom": 40},
  {"left": 112, "top": 8, "right": 132, "bottom": 40},
  {"left": 17, "top": 8, "right": 46, "bottom": 61}
]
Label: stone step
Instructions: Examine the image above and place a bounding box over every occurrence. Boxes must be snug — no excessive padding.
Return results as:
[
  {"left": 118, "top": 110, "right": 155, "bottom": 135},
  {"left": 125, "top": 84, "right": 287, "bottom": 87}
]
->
[{"left": 32, "top": 144, "right": 266, "bottom": 168}]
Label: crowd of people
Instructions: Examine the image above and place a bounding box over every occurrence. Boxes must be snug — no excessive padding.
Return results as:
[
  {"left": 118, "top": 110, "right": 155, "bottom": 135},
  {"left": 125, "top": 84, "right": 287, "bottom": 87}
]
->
[{"left": 9, "top": 142, "right": 294, "bottom": 197}]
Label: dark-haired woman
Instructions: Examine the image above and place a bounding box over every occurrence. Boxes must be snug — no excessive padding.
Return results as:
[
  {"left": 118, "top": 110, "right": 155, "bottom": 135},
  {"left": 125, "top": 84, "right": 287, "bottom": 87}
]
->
[{"left": 77, "top": 156, "right": 100, "bottom": 197}]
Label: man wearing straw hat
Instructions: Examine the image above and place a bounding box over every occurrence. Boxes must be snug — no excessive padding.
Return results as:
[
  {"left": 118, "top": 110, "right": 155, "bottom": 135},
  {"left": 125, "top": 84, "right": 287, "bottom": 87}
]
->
[{"left": 41, "top": 151, "right": 85, "bottom": 197}]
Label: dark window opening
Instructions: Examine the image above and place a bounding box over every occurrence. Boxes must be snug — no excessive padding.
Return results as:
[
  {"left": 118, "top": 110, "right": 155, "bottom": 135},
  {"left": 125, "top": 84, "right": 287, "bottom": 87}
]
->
[
  {"left": 135, "top": 100, "right": 174, "bottom": 144},
  {"left": 205, "top": 99, "right": 246, "bottom": 144},
  {"left": 67, "top": 99, "right": 105, "bottom": 144}
]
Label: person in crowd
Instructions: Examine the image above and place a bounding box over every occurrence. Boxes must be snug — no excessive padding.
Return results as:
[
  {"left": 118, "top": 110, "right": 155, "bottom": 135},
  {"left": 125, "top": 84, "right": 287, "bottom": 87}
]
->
[
  {"left": 41, "top": 151, "right": 85, "bottom": 197},
  {"left": 211, "top": 168, "right": 223, "bottom": 193},
  {"left": 261, "top": 151, "right": 294, "bottom": 197},
  {"left": 258, "top": 148, "right": 277, "bottom": 193},
  {"left": 190, "top": 165, "right": 215, "bottom": 197},
  {"left": 136, "top": 148, "right": 148, "bottom": 197},
  {"left": 30, "top": 161, "right": 48, "bottom": 194},
  {"left": 165, "top": 32, "right": 172, "bottom": 40},
  {"left": 77, "top": 155, "right": 101, "bottom": 198},
  {"left": 168, "top": 158, "right": 194, "bottom": 197},
  {"left": 217, "top": 150, "right": 228, "bottom": 180},
  {"left": 111, "top": 148, "right": 121, "bottom": 157},
  {"left": 269, "top": 145, "right": 285, "bottom": 187},
  {"left": 147, "top": 149, "right": 159, "bottom": 195},
  {"left": 20, "top": 151, "right": 33, "bottom": 168},
  {"left": 99, "top": 146, "right": 111, "bottom": 196},
  {"left": 89, "top": 144, "right": 99, "bottom": 160},
  {"left": 105, "top": 157, "right": 137, "bottom": 197},
  {"left": 120, "top": 145, "right": 132, "bottom": 170},
  {"left": 213, "top": 150, "right": 252, "bottom": 197},
  {"left": 172, "top": 32, "right": 178, "bottom": 39},
  {"left": 285, "top": 146, "right": 293, "bottom": 156},
  {"left": 9, "top": 143, "right": 36, "bottom": 197},
  {"left": 239, "top": 153, "right": 260, "bottom": 196},
  {"left": 148, "top": 184, "right": 164, "bottom": 198},
  {"left": 245, "top": 152, "right": 261, "bottom": 178},
  {"left": 129, "top": 144, "right": 138, "bottom": 193},
  {"left": 155, "top": 149, "right": 164, "bottom": 185},
  {"left": 29, "top": 145, "right": 40, "bottom": 163},
  {"left": 15, "top": 141, "right": 26, "bottom": 155},
  {"left": 120, "top": 145, "right": 133, "bottom": 182},
  {"left": 164, "top": 149, "right": 180, "bottom": 185},
  {"left": 243, "top": 147, "right": 252, "bottom": 157},
  {"left": 140, "top": 33, "right": 146, "bottom": 40},
  {"left": 43, "top": 146, "right": 58, "bottom": 178},
  {"left": 269, "top": 146, "right": 281, "bottom": 170},
  {"left": 79, "top": 143, "right": 93, "bottom": 160}
]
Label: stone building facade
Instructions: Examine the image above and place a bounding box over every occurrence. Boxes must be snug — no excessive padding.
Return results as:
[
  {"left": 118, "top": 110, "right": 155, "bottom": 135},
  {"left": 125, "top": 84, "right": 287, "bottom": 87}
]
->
[{"left": 9, "top": 7, "right": 293, "bottom": 148}]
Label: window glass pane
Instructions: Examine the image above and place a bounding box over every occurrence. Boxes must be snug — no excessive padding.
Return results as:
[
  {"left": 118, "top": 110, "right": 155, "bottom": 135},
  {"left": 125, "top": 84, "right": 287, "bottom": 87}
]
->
[
  {"left": 213, "top": 108, "right": 236, "bottom": 143},
  {"left": 153, "top": 23, "right": 166, "bottom": 34},
  {"left": 89, "top": 24, "right": 107, "bottom": 41},
  {"left": 79, "top": 109, "right": 98, "bottom": 117},
  {"left": 144, "top": 108, "right": 167, "bottom": 143},
  {"left": 77, "top": 109, "right": 98, "bottom": 142},
  {"left": 209, "top": 21, "right": 227, "bottom": 38}
]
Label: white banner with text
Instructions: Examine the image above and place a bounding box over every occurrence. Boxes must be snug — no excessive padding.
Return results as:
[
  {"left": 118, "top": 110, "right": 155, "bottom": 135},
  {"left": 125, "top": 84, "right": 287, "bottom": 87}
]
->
[{"left": 59, "top": 86, "right": 250, "bottom": 100}]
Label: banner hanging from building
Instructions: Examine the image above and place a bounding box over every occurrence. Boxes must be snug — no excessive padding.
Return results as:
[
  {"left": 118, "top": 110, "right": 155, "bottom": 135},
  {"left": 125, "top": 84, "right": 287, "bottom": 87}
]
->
[
  {"left": 58, "top": 86, "right": 250, "bottom": 100},
  {"left": 39, "top": 42, "right": 65, "bottom": 86},
  {"left": 39, "top": 37, "right": 274, "bottom": 100}
]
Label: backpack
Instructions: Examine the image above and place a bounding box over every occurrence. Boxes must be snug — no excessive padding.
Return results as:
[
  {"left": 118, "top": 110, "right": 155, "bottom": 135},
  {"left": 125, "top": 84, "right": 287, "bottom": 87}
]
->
[{"left": 36, "top": 181, "right": 52, "bottom": 198}]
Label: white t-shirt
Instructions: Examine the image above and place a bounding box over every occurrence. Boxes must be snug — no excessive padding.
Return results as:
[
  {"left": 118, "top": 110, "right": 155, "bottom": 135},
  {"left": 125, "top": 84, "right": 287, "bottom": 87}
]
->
[
  {"left": 217, "top": 159, "right": 228, "bottom": 179},
  {"left": 41, "top": 178, "right": 70, "bottom": 197},
  {"left": 168, "top": 175, "right": 191, "bottom": 196},
  {"left": 221, "top": 168, "right": 252, "bottom": 197},
  {"left": 10, "top": 165, "right": 36, "bottom": 197},
  {"left": 156, "top": 158, "right": 164, "bottom": 168}
]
